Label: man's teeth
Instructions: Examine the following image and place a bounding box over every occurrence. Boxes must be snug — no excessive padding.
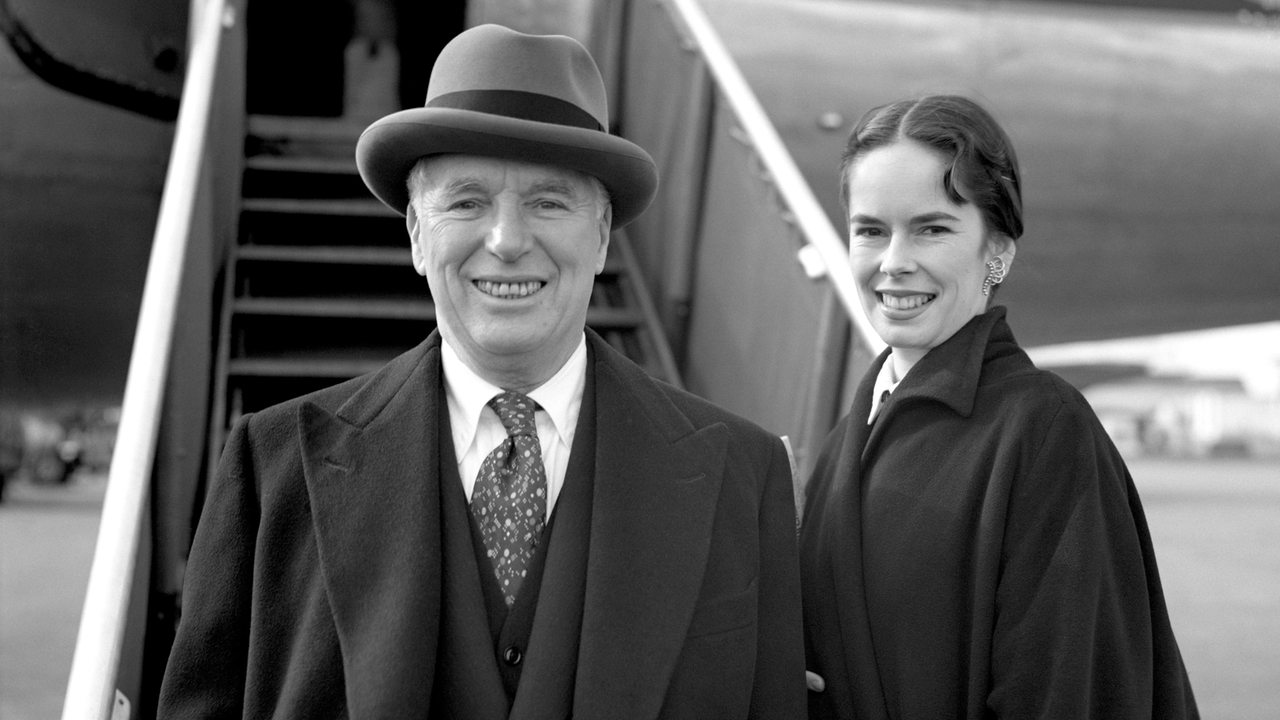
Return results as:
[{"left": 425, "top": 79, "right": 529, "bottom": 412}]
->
[
  {"left": 476, "top": 280, "right": 544, "bottom": 298},
  {"left": 880, "top": 293, "right": 934, "bottom": 310}
]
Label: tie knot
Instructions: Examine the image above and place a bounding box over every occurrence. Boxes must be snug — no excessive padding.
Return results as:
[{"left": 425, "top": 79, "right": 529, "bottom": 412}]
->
[{"left": 488, "top": 391, "right": 539, "bottom": 438}]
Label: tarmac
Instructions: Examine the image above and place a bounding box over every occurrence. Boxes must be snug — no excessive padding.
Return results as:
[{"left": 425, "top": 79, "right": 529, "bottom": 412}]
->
[
  {"left": 1, "top": 459, "right": 1278, "bottom": 719},
  {"left": 0, "top": 472, "right": 104, "bottom": 720}
]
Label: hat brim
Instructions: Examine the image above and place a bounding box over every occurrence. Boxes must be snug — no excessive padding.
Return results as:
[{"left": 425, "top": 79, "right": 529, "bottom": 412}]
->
[{"left": 356, "top": 107, "right": 658, "bottom": 227}]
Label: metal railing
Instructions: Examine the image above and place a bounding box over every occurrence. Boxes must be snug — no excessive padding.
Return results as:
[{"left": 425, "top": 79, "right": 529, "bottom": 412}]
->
[
  {"left": 605, "top": 0, "right": 884, "bottom": 477},
  {"left": 664, "top": 0, "right": 875, "bottom": 339},
  {"left": 60, "top": 1, "right": 236, "bottom": 717}
]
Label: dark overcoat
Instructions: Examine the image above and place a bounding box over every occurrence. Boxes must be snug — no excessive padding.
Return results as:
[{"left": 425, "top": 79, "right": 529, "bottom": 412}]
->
[
  {"left": 801, "top": 307, "right": 1198, "bottom": 719},
  {"left": 157, "top": 329, "right": 805, "bottom": 719}
]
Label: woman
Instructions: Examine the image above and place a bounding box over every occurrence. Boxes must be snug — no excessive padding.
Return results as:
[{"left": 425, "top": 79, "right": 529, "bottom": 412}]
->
[{"left": 800, "top": 96, "right": 1198, "bottom": 719}]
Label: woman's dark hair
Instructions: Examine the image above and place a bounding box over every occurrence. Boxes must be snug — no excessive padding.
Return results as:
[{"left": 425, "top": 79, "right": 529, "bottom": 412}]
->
[{"left": 839, "top": 95, "right": 1024, "bottom": 242}]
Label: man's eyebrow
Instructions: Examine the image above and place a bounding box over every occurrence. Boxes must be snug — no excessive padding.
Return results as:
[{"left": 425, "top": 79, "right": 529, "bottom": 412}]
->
[
  {"left": 434, "top": 177, "right": 488, "bottom": 196},
  {"left": 526, "top": 179, "right": 581, "bottom": 197}
]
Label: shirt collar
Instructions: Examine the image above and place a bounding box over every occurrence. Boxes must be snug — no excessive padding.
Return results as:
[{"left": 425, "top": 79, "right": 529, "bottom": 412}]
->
[
  {"left": 867, "top": 353, "right": 902, "bottom": 425},
  {"left": 442, "top": 334, "right": 587, "bottom": 450},
  {"left": 526, "top": 336, "right": 586, "bottom": 450}
]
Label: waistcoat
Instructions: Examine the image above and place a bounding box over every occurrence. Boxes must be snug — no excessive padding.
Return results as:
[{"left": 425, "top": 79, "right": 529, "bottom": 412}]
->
[{"left": 430, "top": 370, "right": 596, "bottom": 719}]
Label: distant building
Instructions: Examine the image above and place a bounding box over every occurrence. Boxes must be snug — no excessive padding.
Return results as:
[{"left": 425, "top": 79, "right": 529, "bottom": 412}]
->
[{"left": 1075, "top": 375, "right": 1280, "bottom": 459}]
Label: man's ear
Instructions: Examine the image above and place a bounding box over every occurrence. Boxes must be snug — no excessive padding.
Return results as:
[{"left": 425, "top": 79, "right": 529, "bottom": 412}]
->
[
  {"left": 406, "top": 203, "right": 428, "bottom": 277},
  {"left": 594, "top": 203, "right": 613, "bottom": 274}
]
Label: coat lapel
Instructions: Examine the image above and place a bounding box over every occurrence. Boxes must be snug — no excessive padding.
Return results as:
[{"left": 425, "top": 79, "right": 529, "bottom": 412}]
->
[
  {"left": 509, "top": 357, "right": 598, "bottom": 720},
  {"left": 572, "top": 333, "right": 728, "bottom": 720},
  {"left": 299, "top": 336, "right": 443, "bottom": 719}
]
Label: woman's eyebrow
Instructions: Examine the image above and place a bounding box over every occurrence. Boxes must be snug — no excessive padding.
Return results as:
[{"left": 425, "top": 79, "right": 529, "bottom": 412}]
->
[{"left": 911, "top": 211, "right": 961, "bottom": 224}]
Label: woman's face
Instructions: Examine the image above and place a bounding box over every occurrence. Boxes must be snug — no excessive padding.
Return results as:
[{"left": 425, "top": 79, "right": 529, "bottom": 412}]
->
[{"left": 845, "top": 139, "right": 1012, "bottom": 371}]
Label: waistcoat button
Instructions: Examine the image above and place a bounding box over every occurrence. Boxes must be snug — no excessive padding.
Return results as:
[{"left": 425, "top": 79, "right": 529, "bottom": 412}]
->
[{"left": 503, "top": 645, "right": 523, "bottom": 666}]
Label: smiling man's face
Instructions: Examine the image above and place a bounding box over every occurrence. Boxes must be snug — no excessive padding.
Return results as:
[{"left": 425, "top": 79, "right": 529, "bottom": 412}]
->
[{"left": 407, "top": 154, "right": 611, "bottom": 390}]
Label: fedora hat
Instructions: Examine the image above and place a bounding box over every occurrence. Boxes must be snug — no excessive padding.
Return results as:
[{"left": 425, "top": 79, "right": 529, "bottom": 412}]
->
[{"left": 356, "top": 24, "right": 658, "bottom": 227}]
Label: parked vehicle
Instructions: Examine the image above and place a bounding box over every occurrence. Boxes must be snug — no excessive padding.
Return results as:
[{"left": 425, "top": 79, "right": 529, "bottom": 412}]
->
[{"left": 0, "top": 410, "right": 24, "bottom": 503}]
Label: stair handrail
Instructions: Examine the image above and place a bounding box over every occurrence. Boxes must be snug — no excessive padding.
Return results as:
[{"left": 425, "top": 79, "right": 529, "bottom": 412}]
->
[
  {"left": 60, "top": 0, "right": 234, "bottom": 717},
  {"left": 664, "top": 0, "right": 883, "bottom": 354}
]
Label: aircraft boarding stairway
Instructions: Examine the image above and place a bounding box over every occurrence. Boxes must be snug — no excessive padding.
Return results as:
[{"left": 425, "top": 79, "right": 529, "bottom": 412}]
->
[
  {"left": 210, "top": 114, "right": 681, "bottom": 455},
  {"left": 58, "top": 2, "right": 873, "bottom": 717}
]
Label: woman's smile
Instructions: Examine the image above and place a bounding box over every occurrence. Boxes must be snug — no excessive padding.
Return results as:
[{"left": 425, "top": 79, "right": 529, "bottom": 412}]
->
[{"left": 877, "top": 291, "right": 936, "bottom": 313}]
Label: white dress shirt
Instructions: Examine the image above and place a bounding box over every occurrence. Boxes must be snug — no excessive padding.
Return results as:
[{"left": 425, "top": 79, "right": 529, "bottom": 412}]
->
[
  {"left": 441, "top": 334, "right": 587, "bottom": 520},
  {"left": 867, "top": 354, "right": 902, "bottom": 426}
]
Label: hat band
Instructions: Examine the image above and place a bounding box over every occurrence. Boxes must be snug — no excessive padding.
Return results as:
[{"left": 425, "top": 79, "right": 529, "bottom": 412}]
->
[{"left": 427, "top": 89, "right": 603, "bottom": 132}]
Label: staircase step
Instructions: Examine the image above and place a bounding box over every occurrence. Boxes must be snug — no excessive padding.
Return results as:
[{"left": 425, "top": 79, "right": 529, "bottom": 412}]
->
[
  {"left": 241, "top": 197, "right": 396, "bottom": 217},
  {"left": 235, "top": 297, "right": 434, "bottom": 320},
  {"left": 248, "top": 115, "right": 366, "bottom": 143},
  {"left": 232, "top": 295, "right": 644, "bottom": 328},
  {"left": 234, "top": 243, "right": 628, "bottom": 275},
  {"left": 237, "top": 244, "right": 412, "bottom": 266},
  {"left": 244, "top": 155, "right": 359, "bottom": 175},
  {"left": 229, "top": 357, "right": 391, "bottom": 379}
]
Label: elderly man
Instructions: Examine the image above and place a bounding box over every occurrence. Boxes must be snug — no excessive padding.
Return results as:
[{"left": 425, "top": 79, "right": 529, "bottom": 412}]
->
[{"left": 157, "top": 23, "right": 804, "bottom": 719}]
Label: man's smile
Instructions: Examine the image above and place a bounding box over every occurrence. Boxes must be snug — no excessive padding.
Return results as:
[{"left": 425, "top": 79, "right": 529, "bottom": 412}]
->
[{"left": 474, "top": 280, "right": 546, "bottom": 299}]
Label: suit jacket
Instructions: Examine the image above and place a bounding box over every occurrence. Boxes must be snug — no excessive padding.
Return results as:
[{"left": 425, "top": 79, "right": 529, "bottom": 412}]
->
[
  {"left": 157, "top": 329, "right": 805, "bottom": 719},
  {"left": 801, "top": 308, "right": 1198, "bottom": 719}
]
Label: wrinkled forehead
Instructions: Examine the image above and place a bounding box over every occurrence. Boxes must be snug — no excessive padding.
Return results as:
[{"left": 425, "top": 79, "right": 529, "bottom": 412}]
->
[{"left": 415, "top": 153, "right": 603, "bottom": 198}]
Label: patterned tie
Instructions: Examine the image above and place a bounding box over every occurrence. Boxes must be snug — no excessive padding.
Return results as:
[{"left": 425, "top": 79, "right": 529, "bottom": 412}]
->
[{"left": 470, "top": 391, "right": 548, "bottom": 606}]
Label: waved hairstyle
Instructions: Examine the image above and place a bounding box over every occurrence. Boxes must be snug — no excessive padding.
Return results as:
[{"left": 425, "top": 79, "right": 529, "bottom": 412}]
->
[{"left": 838, "top": 95, "right": 1024, "bottom": 243}]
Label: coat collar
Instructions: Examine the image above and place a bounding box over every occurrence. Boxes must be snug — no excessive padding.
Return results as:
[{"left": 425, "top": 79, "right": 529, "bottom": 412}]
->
[{"left": 876, "top": 306, "right": 1017, "bottom": 422}]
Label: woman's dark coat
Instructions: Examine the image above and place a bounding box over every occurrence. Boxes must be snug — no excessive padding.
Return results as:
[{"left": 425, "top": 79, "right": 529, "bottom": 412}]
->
[{"left": 801, "top": 307, "right": 1199, "bottom": 719}]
